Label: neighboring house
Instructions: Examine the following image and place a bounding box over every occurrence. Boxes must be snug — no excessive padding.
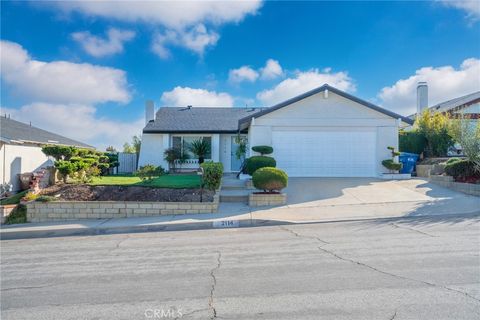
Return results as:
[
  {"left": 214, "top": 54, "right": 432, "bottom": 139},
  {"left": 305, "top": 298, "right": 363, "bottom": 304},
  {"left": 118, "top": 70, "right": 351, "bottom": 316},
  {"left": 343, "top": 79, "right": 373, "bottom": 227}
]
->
[
  {"left": 139, "top": 84, "right": 413, "bottom": 177},
  {"left": 0, "top": 116, "right": 93, "bottom": 191},
  {"left": 409, "top": 82, "right": 480, "bottom": 122}
]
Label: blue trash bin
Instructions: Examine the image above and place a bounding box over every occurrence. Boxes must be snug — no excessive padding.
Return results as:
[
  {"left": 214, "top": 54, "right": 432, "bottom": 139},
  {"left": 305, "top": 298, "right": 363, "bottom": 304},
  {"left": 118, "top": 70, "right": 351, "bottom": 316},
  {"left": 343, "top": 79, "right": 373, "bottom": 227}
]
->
[{"left": 399, "top": 152, "right": 419, "bottom": 174}]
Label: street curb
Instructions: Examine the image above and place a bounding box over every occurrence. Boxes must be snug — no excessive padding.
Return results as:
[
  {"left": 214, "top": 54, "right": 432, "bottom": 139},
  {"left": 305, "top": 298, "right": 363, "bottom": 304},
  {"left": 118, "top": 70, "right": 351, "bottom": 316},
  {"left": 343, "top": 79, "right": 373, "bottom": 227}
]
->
[{"left": 1, "top": 211, "right": 479, "bottom": 240}]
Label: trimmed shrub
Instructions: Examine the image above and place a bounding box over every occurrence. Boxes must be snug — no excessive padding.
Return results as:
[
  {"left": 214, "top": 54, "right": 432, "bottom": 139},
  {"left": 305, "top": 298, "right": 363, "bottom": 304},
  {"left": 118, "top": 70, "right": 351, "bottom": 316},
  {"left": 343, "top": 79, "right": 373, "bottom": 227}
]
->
[
  {"left": 252, "top": 145, "right": 273, "bottom": 155},
  {"left": 136, "top": 165, "right": 164, "bottom": 180},
  {"left": 399, "top": 130, "right": 426, "bottom": 155},
  {"left": 252, "top": 167, "right": 288, "bottom": 192},
  {"left": 245, "top": 156, "right": 276, "bottom": 175},
  {"left": 5, "top": 204, "right": 27, "bottom": 224},
  {"left": 444, "top": 160, "right": 477, "bottom": 179},
  {"left": 201, "top": 162, "right": 224, "bottom": 190},
  {"left": 382, "top": 159, "right": 402, "bottom": 171}
]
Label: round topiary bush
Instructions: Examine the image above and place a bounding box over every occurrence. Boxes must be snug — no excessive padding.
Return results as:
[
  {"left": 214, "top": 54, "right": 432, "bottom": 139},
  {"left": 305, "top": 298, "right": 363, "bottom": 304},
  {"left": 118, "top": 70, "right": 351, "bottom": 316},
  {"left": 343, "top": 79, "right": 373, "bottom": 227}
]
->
[
  {"left": 252, "top": 167, "right": 288, "bottom": 192},
  {"left": 382, "top": 159, "right": 402, "bottom": 171},
  {"left": 251, "top": 145, "right": 274, "bottom": 155},
  {"left": 245, "top": 156, "right": 276, "bottom": 175}
]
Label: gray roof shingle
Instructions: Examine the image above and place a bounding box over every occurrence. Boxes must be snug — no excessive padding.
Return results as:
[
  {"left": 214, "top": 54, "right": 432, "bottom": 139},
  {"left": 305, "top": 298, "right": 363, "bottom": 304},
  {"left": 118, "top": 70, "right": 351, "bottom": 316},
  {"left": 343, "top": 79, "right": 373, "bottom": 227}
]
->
[
  {"left": 429, "top": 91, "right": 480, "bottom": 113},
  {"left": 0, "top": 117, "right": 94, "bottom": 148},
  {"left": 143, "top": 107, "right": 265, "bottom": 133}
]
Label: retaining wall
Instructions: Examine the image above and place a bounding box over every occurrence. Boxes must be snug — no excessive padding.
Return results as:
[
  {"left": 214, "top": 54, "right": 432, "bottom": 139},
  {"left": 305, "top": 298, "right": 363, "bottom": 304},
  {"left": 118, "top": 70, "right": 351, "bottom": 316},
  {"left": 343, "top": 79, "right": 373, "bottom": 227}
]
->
[
  {"left": 249, "top": 193, "right": 287, "bottom": 206},
  {"left": 429, "top": 175, "right": 480, "bottom": 197},
  {"left": 26, "top": 194, "right": 219, "bottom": 222}
]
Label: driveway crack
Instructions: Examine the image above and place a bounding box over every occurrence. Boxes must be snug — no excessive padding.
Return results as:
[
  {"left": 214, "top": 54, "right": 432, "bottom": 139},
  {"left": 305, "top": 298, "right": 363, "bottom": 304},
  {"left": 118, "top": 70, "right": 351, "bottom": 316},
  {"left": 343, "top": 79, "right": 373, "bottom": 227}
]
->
[
  {"left": 279, "top": 226, "right": 330, "bottom": 245},
  {"left": 209, "top": 251, "right": 221, "bottom": 319},
  {"left": 281, "top": 227, "right": 479, "bottom": 303},
  {"left": 389, "top": 223, "right": 437, "bottom": 237},
  {"left": 389, "top": 310, "right": 397, "bottom": 320}
]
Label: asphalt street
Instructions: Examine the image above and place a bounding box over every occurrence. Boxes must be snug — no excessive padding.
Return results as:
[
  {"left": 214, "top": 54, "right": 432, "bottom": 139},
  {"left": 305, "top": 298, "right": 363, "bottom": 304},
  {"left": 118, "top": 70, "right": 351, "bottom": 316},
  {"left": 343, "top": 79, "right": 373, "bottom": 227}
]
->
[{"left": 1, "top": 214, "right": 479, "bottom": 319}]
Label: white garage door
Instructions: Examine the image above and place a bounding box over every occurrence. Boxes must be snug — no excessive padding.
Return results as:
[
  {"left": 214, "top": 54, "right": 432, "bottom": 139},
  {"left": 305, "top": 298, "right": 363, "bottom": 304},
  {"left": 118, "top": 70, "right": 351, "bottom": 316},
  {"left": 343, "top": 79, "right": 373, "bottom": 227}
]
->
[{"left": 272, "top": 130, "right": 377, "bottom": 177}]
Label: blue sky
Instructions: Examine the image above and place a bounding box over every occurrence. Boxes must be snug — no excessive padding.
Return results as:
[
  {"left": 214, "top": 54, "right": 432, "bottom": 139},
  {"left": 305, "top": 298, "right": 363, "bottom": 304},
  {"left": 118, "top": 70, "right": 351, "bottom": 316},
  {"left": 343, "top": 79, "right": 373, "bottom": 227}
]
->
[{"left": 1, "top": 1, "right": 479, "bottom": 149}]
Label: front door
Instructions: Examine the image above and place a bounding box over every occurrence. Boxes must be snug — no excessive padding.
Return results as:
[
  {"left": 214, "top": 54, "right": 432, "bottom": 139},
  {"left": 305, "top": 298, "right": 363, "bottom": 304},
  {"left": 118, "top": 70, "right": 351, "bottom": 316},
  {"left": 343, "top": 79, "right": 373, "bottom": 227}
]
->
[{"left": 230, "top": 136, "right": 244, "bottom": 172}]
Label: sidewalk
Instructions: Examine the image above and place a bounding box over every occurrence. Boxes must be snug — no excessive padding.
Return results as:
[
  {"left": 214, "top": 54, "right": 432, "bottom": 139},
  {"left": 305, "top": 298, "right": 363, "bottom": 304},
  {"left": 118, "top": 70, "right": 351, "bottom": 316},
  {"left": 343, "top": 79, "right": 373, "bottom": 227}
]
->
[{"left": 2, "top": 197, "right": 479, "bottom": 240}]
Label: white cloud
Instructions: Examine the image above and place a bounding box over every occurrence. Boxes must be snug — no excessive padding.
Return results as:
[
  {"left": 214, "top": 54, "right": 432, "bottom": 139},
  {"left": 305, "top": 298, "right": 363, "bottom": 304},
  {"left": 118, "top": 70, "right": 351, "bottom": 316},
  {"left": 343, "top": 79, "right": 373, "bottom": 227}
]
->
[
  {"left": 72, "top": 27, "right": 136, "bottom": 57},
  {"left": 440, "top": 1, "right": 480, "bottom": 21},
  {"left": 152, "top": 24, "right": 219, "bottom": 58},
  {"left": 257, "top": 68, "right": 356, "bottom": 105},
  {"left": 46, "top": 1, "right": 262, "bottom": 58},
  {"left": 2, "top": 104, "right": 143, "bottom": 150},
  {"left": 161, "top": 87, "right": 234, "bottom": 107},
  {"left": 0, "top": 40, "right": 131, "bottom": 104},
  {"left": 228, "top": 66, "right": 259, "bottom": 83},
  {"left": 51, "top": 1, "right": 262, "bottom": 29},
  {"left": 228, "top": 59, "right": 283, "bottom": 84},
  {"left": 260, "top": 59, "right": 283, "bottom": 80},
  {"left": 378, "top": 58, "right": 480, "bottom": 115}
]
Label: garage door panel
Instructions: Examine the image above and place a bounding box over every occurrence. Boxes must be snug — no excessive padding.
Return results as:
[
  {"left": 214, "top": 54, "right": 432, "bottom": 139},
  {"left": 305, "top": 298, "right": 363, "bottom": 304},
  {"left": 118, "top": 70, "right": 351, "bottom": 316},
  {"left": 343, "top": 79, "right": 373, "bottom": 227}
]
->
[{"left": 272, "top": 130, "right": 376, "bottom": 177}]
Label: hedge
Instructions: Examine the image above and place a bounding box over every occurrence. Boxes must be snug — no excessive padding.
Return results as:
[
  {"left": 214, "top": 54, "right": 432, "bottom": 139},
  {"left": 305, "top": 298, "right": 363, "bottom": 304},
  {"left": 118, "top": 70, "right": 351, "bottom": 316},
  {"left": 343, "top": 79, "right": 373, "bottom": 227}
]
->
[
  {"left": 444, "top": 160, "right": 477, "bottom": 179},
  {"left": 252, "top": 167, "right": 288, "bottom": 192},
  {"left": 245, "top": 156, "right": 276, "bottom": 175},
  {"left": 251, "top": 145, "right": 273, "bottom": 155},
  {"left": 399, "top": 131, "right": 426, "bottom": 155},
  {"left": 201, "top": 162, "right": 224, "bottom": 190}
]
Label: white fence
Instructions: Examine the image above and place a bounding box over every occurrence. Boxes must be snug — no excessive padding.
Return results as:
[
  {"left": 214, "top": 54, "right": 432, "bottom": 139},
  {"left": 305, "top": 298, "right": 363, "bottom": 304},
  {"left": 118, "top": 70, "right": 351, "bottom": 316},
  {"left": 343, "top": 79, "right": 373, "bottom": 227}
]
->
[{"left": 117, "top": 153, "right": 137, "bottom": 173}]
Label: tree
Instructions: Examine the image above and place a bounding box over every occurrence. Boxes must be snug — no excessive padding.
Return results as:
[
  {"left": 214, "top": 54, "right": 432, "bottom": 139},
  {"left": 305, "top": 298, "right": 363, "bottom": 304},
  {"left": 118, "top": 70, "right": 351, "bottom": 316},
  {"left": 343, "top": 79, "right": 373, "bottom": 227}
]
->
[
  {"left": 132, "top": 135, "right": 141, "bottom": 154},
  {"left": 123, "top": 142, "right": 135, "bottom": 153},
  {"left": 415, "top": 110, "right": 454, "bottom": 157},
  {"left": 449, "top": 115, "right": 480, "bottom": 172},
  {"left": 106, "top": 146, "right": 117, "bottom": 152}
]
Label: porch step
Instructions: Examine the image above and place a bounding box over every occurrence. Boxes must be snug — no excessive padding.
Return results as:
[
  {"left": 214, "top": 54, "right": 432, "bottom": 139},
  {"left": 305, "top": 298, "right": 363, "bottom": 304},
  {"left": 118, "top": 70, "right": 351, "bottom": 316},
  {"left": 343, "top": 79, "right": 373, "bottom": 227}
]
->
[
  {"left": 219, "top": 190, "right": 250, "bottom": 203},
  {"left": 221, "top": 178, "right": 247, "bottom": 190}
]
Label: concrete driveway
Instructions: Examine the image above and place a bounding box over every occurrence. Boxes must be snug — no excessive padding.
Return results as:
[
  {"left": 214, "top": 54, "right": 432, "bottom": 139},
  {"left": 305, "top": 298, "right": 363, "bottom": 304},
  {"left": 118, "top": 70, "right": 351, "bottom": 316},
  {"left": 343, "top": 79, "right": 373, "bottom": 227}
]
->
[{"left": 249, "top": 177, "right": 479, "bottom": 223}]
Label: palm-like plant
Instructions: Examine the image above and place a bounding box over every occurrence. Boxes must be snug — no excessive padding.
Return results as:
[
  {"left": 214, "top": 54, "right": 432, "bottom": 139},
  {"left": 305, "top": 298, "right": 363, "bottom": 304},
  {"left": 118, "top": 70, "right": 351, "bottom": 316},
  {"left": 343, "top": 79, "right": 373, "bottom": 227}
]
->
[{"left": 189, "top": 138, "right": 211, "bottom": 164}]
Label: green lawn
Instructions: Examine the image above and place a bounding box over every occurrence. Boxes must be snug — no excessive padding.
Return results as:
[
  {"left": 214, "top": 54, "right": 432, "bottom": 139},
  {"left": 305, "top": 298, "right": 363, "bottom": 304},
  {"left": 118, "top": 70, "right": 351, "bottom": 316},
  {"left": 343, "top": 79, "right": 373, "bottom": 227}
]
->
[
  {"left": 89, "top": 174, "right": 202, "bottom": 189},
  {"left": 0, "top": 190, "right": 28, "bottom": 205}
]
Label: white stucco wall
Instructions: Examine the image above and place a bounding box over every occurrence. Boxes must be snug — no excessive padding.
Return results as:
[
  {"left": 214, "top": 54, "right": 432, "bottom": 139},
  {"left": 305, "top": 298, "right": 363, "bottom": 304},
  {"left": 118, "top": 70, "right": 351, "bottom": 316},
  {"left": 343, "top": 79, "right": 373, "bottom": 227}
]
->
[
  {"left": 0, "top": 143, "right": 54, "bottom": 191},
  {"left": 248, "top": 91, "right": 400, "bottom": 176},
  {"left": 138, "top": 133, "right": 168, "bottom": 169}
]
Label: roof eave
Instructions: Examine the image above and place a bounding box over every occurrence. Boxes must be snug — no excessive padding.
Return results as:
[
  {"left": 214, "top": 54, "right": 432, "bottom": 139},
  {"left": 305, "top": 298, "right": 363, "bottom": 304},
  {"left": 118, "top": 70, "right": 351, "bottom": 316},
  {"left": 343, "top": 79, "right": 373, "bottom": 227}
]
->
[{"left": 237, "top": 84, "right": 414, "bottom": 126}]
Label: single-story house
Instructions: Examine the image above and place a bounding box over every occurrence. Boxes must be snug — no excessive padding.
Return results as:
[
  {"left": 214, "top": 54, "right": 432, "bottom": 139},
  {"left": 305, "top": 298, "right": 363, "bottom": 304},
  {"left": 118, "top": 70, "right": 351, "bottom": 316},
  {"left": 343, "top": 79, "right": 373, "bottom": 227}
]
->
[
  {"left": 138, "top": 84, "right": 413, "bottom": 177},
  {"left": 0, "top": 116, "right": 93, "bottom": 191}
]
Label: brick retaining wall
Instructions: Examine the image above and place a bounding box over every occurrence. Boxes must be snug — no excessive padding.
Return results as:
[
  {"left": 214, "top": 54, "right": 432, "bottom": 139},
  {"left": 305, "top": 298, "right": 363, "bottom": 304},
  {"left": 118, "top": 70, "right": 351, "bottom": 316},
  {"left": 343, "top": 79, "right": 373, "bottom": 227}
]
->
[
  {"left": 249, "top": 193, "right": 287, "bottom": 206},
  {"left": 26, "top": 194, "right": 219, "bottom": 222}
]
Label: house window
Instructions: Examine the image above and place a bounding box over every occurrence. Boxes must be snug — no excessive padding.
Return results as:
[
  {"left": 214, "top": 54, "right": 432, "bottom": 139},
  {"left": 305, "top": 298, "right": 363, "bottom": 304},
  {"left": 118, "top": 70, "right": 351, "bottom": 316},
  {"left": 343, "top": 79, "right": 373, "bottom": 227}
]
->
[{"left": 172, "top": 136, "right": 212, "bottom": 159}]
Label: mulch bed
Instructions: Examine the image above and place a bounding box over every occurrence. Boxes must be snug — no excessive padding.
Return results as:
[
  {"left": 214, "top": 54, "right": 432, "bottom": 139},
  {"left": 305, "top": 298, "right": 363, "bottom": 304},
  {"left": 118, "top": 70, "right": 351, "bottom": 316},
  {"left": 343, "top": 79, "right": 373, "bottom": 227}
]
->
[{"left": 40, "top": 184, "right": 214, "bottom": 202}]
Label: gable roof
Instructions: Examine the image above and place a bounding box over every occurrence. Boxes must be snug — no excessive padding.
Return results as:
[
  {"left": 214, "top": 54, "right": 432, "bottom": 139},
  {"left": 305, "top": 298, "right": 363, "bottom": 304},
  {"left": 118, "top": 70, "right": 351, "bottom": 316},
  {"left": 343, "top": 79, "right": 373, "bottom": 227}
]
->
[
  {"left": 238, "top": 84, "right": 414, "bottom": 130},
  {"left": 429, "top": 91, "right": 480, "bottom": 113},
  {"left": 143, "top": 107, "right": 265, "bottom": 133},
  {"left": 0, "top": 117, "right": 94, "bottom": 149}
]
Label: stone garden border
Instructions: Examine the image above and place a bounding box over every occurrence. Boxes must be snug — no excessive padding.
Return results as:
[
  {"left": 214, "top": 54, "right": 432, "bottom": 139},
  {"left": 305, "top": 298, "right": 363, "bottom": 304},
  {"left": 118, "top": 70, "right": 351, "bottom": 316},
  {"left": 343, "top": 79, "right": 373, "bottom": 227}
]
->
[
  {"left": 429, "top": 175, "right": 480, "bottom": 197},
  {"left": 26, "top": 192, "right": 220, "bottom": 223}
]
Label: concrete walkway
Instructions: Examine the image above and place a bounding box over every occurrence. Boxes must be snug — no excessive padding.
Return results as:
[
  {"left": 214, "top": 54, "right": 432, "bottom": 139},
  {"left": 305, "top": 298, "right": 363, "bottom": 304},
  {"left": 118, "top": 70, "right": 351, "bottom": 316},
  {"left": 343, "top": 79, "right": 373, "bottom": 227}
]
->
[{"left": 1, "top": 178, "right": 478, "bottom": 240}]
